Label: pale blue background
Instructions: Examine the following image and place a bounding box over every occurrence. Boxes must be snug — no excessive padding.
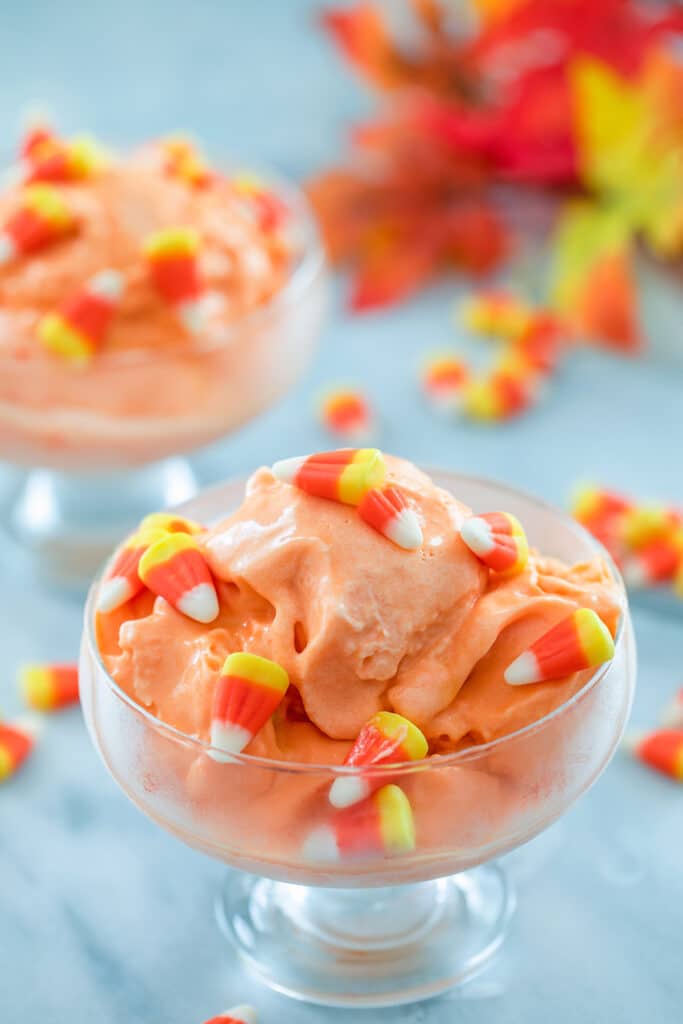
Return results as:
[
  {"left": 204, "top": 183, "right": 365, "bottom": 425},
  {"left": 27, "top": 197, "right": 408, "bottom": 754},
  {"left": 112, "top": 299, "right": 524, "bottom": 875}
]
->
[{"left": 1, "top": 2, "right": 683, "bottom": 1022}]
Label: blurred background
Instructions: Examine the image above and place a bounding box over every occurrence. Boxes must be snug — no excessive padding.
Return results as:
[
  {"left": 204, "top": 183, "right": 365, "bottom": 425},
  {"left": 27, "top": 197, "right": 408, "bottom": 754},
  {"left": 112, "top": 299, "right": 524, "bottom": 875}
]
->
[{"left": 1, "top": 2, "right": 682, "bottom": 1022}]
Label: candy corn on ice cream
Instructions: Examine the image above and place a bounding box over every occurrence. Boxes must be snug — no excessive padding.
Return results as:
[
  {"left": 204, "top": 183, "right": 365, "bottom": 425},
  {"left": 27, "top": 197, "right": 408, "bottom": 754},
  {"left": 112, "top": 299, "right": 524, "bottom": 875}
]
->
[
  {"left": 92, "top": 452, "right": 626, "bottom": 877},
  {"left": 0, "top": 128, "right": 324, "bottom": 468}
]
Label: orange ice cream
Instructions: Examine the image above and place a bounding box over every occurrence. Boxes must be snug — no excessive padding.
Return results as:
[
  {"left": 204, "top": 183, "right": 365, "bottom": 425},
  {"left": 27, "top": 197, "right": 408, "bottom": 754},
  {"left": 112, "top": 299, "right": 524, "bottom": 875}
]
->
[
  {"left": 91, "top": 455, "right": 626, "bottom": 881},
  {"left": 0, "top": 132, "right": 324, "bottom": 469},
  {"left": 97, "top": 456, "right": 621, "bottom": 759}
]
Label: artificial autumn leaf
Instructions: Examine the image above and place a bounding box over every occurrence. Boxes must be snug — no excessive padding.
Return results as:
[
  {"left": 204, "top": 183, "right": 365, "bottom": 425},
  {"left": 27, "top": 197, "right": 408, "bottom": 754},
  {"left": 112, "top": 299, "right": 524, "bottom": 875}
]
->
[
  {"left": 571, "top": 55, "right": 683, "bottom": 256},
  {"left": 551, "top": 201, "right": 640, "bottom": 352}
]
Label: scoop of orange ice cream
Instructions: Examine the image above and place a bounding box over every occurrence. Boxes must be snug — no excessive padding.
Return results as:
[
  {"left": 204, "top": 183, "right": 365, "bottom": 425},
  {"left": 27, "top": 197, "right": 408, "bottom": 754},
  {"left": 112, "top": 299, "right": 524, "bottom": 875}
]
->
[{"left": 97, "top": 455, "right": 622, "bottom": 763}]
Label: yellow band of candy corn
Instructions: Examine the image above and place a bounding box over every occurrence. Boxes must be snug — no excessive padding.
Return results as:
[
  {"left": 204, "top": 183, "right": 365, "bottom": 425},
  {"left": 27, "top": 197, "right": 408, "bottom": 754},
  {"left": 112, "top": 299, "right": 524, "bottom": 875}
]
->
[
  {"left": 338, "top": 448, "right": 386, "bottom": 504},
  {"left": 24, "top": 184, "right": 72, "bottom": 226},
  {"left": 221, "top": 652, "right": 289, "bottom": 694},
  {"left": 377, "top": 785, "right": 416, "bottom": 854},
  {"left": 37, "top": 314, "right": 93, "bottom": 364},
  {"left": 575, "top": 608, "right": 615, "bottom": 666},
  {"left": 138, "top": 512, "right": 202, "bottom": 536},
  {"left": 138, "top": 531, "right": 199, "bottom": 577},
  {"left": 143, "top": 227, "right": 199, "bottom": 259},
  {"left": 19, "top": 666, "right": 54, "bottom": 711},
  {"left": 370, "top": 712, "right": 428, "bottom": 761}
]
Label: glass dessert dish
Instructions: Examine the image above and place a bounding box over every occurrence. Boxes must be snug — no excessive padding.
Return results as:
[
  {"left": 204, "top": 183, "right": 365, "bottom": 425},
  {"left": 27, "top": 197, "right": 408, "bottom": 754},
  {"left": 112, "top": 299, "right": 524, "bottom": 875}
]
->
[
  {"left": 0, "top": 133, "right": 327, "bottom": 588},
  {"left": 80, "top": 469, "right": 636, "bottom": 1009}
]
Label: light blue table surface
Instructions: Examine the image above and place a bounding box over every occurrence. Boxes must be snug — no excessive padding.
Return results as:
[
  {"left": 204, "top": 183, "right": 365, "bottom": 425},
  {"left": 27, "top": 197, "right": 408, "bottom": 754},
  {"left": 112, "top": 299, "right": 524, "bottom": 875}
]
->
[{"left": 2, "top": 2, "right": 682, "bottom": 1022}]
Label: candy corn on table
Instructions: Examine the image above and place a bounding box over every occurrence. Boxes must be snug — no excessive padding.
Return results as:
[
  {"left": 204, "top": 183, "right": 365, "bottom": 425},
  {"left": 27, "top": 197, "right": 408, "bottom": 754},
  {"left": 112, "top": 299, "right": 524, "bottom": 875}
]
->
[{"left": 1, "top": 2, "right": 683, "bottom": 1023}]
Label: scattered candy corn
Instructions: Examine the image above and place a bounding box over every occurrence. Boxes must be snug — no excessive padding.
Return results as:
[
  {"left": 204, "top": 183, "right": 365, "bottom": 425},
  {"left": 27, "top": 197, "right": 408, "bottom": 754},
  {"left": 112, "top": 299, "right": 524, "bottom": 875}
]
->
[
  {"left": 357, "top": 484, "right": 422, "bottom": 550},
  {"left": 209, "top": 652, "right": 289, "bottom": 760},
  {"left": 504, "top": 607, "right": 615, "bottom": 686},
  {"left": 571, "top": 484, "right": 632, "bottom": 529},
  {"left": 202, "top": 1006, "right": 257, "bottom": 1024},
  {"left": 624, "top": 729, "right": 683, "bottom": 782},
  {"left": 25, "top": 135, "right": 106, "bottom": 184},
  {"left": 138, "top": 532, "right": 219, "bottom": 623},
  {"left": 461, "top": 290, "right": 533, "bottom": 341},
  {"left": 621, "top": 535, "right": 683, "bottom": 589},
  {"left": 319, "top": 388, "right": 374, "bottom": 440},
  {"left": 37, "top": 268, "right": 123, "bottom": 364},
  {"left": 661, "top": 688, "right": 683, "bottom": 729},
  {"left": 144, "top": 227, "right": 205, "bottom": 334},
  {"left": 303, "top": 784, "right": 416, "bottom": 863},
  {"left": 420, "top": 353, "right": 469, "bottom": 415},
  {"left": 98, "top": 527, "right": 167, "bottom": 613},
  {"left": 0, "top": 185, "right": 76, "bottom": 264},
  {"left": 329, "top": 712, "right": 428, "bottom": 808},
  {"left": 0, "top": 717, "right": 39, "bottom": 782},
  {"left": 19, "top": 663, "right": 79, "bottom": 711},
  {"left": 272, "top": 448, "right": 386, "bottom": 506},
  {"left": 460, "top": 511, "right": 528, "bottom": 575},
  {"left": 138, "top": 512, "right": 203, "bottom": 535},
  {"left": 620, "top": 505, "right": 678, "bottom": 551},
  {"left": 462, "top": 366, "right": 538, "bottom": 422},
  {"left": 516, "top": 314, "right": 565, "bottom": 374}
]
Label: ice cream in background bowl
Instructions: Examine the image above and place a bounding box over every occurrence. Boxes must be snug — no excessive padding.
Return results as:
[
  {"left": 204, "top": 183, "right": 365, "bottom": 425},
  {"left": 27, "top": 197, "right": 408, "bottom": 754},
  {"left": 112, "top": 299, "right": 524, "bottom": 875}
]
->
[
  {"left": 80, "top": 451, "right": 636, "bottom": 1008},
  {"left": 0, "top": 126, "right": 327, "bottom": 586}
]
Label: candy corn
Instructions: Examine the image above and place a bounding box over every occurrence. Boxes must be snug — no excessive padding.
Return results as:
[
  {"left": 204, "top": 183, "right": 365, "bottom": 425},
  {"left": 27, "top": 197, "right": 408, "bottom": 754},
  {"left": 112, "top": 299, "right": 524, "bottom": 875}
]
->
[
  {"left": 144, "top": 227, "right": 205, "bottom": 334},
  {"left": 460, "top": 511, "right": 528, "bottom": 575},
  {"left": 25, "top": 136, "right": 106, "bottom": 184},
  {"left": 202, "top": 1006, "right": 257, "bottom": 1024},
  {"left": 161, "top": 136, "right": 214, "bottom": 190},
  {"left": 98, "top": 527, "right": 167, "bottom": 613},
  {"left": 661, "top": 688, "right": 683, "bottom": 729},
  {"left": 138, "top": 512, "right": 203, "bottom": 535},
  {"left": 420, "top": 353, "right": 469, "bottom": 415},
  {"left": 624, "top": 729, "right": 683, "bottom": 782},
  {"left": 357, "top": 485, "right": 422, "bottom": 550},
  {"left": 233, "top": 174, "right": 288, "bottom": 232},
  {"left": 303, "top": 784, "right": 416, "bottom": 863},
  {"left": 516, "top": 314, "right": 565, "bottom": 373},
  {"left": 19, "top": 663, "right": 79, "bottom": 711},
  {"left": 0, "top": 717, "right": 39, "bottom": 782},
  {"left": 37, "top": 268, "right": 123, "bottom": 364},
  {"left": 319, "top": 388, "right": 373, "bottom": 440},
  {"left": 571, "top": 484, "right": 632, "bottom": 528},
  {"left": 461, "top": 291, "right": 533, "bottom": 340},
  {"left": 272, "top": 448, "right": 386, "bottom": 506},
  {"left": 0, "top": 185, "right": 76, "bottom": 264},
  {"left": 329, "top": 712, "right": 427, "bottom": 809},
  {"left": 138, "top": 533, "right": 219, "bottom": 623},
  {"left": 504, "top": 607, "right": 615, "bottom": 686},
  {"left": 621, "top": 535, "right": 683, "bottom": 589},
  {"left": 619, "top": 505, "right": 678, "bottom": 551},
  {"left": 209, "top": 652, "right": 289, "bottom": 760},
  {"left": 20, "top": 123, "right": 60, "bottom": 164},
  {"left": 462, "top": 367, "right": 538, "bottom": 422}
]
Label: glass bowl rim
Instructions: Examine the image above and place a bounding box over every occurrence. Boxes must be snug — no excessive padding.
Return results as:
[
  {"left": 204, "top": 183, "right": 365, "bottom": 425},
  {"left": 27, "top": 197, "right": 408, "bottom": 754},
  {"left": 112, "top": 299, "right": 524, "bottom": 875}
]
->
[{"left": 83, "top": 467, "right": 628, "bottom": 777}]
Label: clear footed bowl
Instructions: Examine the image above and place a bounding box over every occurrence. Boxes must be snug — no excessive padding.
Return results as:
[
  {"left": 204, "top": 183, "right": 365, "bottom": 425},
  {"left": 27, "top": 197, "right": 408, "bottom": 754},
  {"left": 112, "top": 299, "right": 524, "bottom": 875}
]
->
[
  {"left": 0, "top": 170, "right": 327, "bottom": 590},
  {"left": 79, "top": 471, "right": 636, "bottom": 1008}
]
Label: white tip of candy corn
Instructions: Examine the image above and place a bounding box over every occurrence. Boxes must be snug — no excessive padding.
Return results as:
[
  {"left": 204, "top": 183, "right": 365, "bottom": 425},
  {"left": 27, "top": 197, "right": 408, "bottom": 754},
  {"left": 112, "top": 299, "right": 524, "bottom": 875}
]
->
[
  {"left": 622, "top": 730, "right": 646, "bottom": 756},
  {"left": 89, "top": 268, "right": 124, "bottom": 301},
  {"left": 271, "top": 455, "right": 306, "bottom": 483},
  {"left": 97, "top": 576, "right": 135, "bottom": 614},
  {"left": 225, "top": 1007, "right": 258, "bottom": 1024},
  {"left": 209, "top": 722, "right": 253, "bottom": 761},
  {"left": 386, "top": 508, "right": 423, "bottom": 551},
  {"left": 460, "top": 516, "right": 494, "bottom": 558},
  {"left": 302, "top": 825, "right": 340, "bottom": 863},
  {"left": 179, "top": 297, "right": 206, "bottom": 335},
  {"left": 661, "top": 697, "right": 683, "bottom": 730},
  {"left": 0, "top": 234, "right": 16, "bottom": 265},
  {"left": 14, "top": 712, "right": 45, "bottom": 742},
  {"left": 504, "top": 651, "right": 539, "bottom": 686},
  {"left": 620, "top": 557, "right": 647, "bottom": 589},
  {"left": 176, "top": 582, "right": 219, "bottom": 624},
  {"left": 329, "top": 774, "right": 370, "bottom": 809}
]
